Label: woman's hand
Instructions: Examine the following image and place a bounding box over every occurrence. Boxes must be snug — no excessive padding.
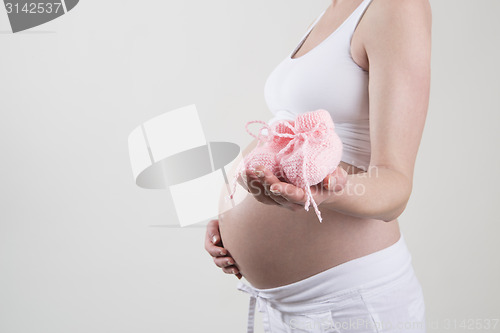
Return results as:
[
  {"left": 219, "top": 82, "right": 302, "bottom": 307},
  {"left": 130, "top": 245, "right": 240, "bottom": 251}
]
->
[
  {"left": 245, "top": 165, "right": 348, "bottom": 211},
  {"left": 204, "top": 219, "right": 242, "bottom": 279}
]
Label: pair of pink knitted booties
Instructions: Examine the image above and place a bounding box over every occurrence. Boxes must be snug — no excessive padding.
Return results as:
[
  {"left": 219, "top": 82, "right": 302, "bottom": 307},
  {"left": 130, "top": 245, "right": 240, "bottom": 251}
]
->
[{"left": 227, "top": 109, "right": 343, "bottom": 223}]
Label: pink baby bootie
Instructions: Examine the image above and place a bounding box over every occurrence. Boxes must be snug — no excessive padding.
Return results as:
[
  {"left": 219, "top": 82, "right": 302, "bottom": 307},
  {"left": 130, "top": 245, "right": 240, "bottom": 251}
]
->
[
  {"left": 227, "top": 119, "right": 295, "bottom": 200},
  {"left": 276, "top": 109, "right": 343, "bottom": 222}
]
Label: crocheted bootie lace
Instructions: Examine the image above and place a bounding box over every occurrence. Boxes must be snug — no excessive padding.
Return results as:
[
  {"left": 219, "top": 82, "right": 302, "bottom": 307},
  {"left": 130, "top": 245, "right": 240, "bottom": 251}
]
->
[
  {"left": 227, "top": 119, "right": 295, "bottom": 200},
  {"left": 277, "top": 109, "right": 343, "bottom": 222},
  {"left": 227, "top": 109, "right": 343, "bottom": 223}
]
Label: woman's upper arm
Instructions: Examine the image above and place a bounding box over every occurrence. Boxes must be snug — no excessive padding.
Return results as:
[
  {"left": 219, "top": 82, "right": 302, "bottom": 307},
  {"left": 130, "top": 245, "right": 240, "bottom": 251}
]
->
[{"left": 364, "top": 0, "right": 432, "bottom": 185}]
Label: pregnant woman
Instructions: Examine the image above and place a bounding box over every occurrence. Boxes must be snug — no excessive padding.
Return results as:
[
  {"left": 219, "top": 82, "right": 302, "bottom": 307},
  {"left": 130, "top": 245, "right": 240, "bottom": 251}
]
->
[{"left": 205, "top": 0, "right": 431, "bottom": 332}]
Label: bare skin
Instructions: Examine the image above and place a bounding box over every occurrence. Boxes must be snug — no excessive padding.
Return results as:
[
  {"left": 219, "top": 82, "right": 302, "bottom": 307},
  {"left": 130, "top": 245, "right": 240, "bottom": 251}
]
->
[{"left": 205, "top": 0, "right": 432, "bottom": 289}]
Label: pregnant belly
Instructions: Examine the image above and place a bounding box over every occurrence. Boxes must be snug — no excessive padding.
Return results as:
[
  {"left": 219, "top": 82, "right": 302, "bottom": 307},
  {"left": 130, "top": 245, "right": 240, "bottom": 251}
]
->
[{"left": 217, "top": 182, "right": 401, "bottom": 289}]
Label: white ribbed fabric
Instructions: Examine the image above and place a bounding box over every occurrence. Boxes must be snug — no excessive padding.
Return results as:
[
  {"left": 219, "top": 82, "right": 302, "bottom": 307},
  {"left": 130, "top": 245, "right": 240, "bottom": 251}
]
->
[
  {"left": 236, "top": 233, "right": 426, "bottom": 333},
  {"left": 264, "top": 0, "right": 374, "bottom": 171}
]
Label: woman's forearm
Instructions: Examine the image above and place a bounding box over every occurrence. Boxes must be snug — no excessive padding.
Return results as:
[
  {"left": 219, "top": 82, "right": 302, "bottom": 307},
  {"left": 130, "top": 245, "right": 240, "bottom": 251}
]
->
[{"left": 320, "top": 165, "right": 412, "bottom": 222}]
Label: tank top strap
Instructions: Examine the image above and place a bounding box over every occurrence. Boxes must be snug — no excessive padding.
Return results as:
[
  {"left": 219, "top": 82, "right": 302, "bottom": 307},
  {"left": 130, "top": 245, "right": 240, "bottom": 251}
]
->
[
  {"left": 341, "top": 0, "right": 374, "bottom": 39},
  {"left": 289, "top": 9, "right": 327, "bottom": 59},
  {"left": 303, "top": 8, "right": 327, "bottom": 41}
]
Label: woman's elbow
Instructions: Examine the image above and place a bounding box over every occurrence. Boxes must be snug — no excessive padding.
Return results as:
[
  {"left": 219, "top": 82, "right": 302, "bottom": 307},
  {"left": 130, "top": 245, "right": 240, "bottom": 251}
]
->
[
  {"left": 382, "top": 200, "right": 409, "bottom": 222},
  {"left": 382, "top": 182, "right": 412, "bottom": 222}
]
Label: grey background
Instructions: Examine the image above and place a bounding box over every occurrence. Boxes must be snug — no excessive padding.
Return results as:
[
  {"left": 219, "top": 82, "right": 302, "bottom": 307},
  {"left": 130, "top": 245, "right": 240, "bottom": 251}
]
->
[{"left": 1, "top": 0, "right": 499, "bottom": 332}]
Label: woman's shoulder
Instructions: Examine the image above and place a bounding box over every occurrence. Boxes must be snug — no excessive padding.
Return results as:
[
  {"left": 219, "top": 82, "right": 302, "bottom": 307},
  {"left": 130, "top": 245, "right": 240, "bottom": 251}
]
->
[
  {"left": 365, "top": 0, "right": 432, "bottom": 32},
  {"left": 360, "top": 0, "right": 432, "bottom": 53}
]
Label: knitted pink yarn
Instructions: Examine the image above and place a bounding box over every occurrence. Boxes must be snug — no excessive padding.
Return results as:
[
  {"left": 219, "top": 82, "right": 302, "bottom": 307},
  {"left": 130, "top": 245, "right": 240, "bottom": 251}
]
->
[
  {"left": 227, "top": 120, "right": 295, "bottom": 200},
  {"left": 277, "top": 109, "right": 343, "bottom": 222},
  {"left": 226, "top": 109, "right": 343, "bottom": 223}
]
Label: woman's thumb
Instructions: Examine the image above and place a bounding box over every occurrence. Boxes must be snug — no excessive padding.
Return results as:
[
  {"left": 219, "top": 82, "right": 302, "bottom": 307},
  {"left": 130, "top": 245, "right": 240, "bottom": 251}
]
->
[{"left": 324, "top": 175, "right": 337, "bottom": 191}]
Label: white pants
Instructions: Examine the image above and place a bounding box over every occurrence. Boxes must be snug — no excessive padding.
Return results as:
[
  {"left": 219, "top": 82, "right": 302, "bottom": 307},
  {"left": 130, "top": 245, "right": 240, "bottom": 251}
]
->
[{"left": 236, "top": 233, "right": 426, "bottom": 333}]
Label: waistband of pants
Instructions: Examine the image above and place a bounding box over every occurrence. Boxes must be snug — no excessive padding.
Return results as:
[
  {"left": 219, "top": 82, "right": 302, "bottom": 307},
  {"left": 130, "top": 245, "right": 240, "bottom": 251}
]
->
[{"left": 236, "top": 232, "right": 413, "bottom": 333}]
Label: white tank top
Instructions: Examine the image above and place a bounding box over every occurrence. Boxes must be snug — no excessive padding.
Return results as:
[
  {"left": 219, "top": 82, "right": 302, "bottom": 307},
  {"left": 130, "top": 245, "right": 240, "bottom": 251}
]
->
[{"left": 264, "top": 0, "right": 374, "bottom": 171}]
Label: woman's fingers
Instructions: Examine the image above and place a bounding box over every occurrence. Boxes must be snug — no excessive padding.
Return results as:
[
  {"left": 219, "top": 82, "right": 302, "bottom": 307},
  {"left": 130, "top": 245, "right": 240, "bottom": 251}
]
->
[
  {"left": 213, "top": 256, "right": 236, "bottom": 269},
  {"left": 246, "top": 169, "right": 278, "bottom": 205},
  {"left": 236, "top": 171, "right": 250, "bottom": 192},
  {"left": 206, "top": 219, "right": 221, "bottom": 245},
  {"left": 251, "top": 166, "right": 302, "bottom": 209},
  {"left": 205, "top": 220, "right": 242, "bottom": 279},
  {"left": 269, "top": 182, "right": 307, "bottom": 205},
  {"left": 323, "top": 166, "right": 348, "bottom": 192},
  {"left": 204, "top": 219, "right": 227, "bottom": 257},
  {"left": 222, "top": 265, "right": 240, "bottom": 275},
  {"left": 213, "top": 256, "right": 240, "bottom": 275},
  {"left": 252, "top": 165, "right": 281, "bottom": 191}
]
